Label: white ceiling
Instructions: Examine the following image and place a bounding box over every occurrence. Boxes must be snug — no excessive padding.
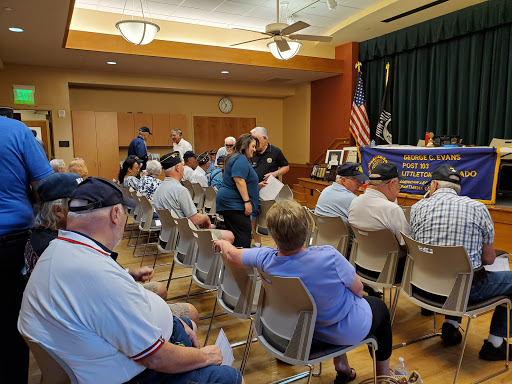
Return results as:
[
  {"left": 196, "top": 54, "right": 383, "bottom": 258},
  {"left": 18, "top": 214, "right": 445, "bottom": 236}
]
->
[{"left": 75, "top": 0, "right": 378, "bottom": 37}]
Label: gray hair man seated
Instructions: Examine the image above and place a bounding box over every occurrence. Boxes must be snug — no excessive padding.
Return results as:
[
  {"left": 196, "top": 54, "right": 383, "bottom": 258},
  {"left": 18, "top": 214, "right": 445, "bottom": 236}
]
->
[
  {"left": 49, "top": 159, "right": 68, "bottom": 173},
  {"left": 18, "top": 177, "right": 243, "bottom": 384},
  {"left": 152, "top": 152, "right": 234, "bottom": 243}
]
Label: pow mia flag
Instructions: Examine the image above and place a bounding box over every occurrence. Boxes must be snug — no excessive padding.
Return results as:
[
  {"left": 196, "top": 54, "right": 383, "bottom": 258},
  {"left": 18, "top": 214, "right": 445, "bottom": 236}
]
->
[{"left": 375, "top": 62, "right": 392, "bottom": 145}]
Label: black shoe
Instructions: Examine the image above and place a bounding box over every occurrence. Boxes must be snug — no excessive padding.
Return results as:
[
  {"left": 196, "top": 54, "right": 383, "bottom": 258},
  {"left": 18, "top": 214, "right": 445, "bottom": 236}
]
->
[
  {"left": 333, "top": 368, "right": 356, "bottom": 384},
  {"left": 479, "top": 339, "right": 512, "bottom": 361},
  {"left": 421, "top": 308, "right": 434, "bottom": 316},
  {"left": 441, "top": 323, "right": 462, "bottom": 346},
  {"left": 364, "top": 286, "right": 383, "bottom": 298}
]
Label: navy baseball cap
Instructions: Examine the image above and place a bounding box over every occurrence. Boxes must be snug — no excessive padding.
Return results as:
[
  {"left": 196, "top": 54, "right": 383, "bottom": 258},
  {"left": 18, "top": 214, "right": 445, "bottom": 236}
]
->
[
  {"left": 183, "top": 151, "right": 197, "bottom": 161},
  {"left": 68, "top": 177, "right": 135, "bottom": 212},
  {"left": 139, "top": 126, "right": 152, "bottom": 135},
  {"left": 369, "top": 162, "right": 405, "bottom": 180},
  {"left": 337, "top": 162, "right": 367, "bottom": 182},
  {"left": 160, "top": 151, "right": 182, "bottom": 170},
  {"left": 197, "top": 151, "right": 210, "bottom": 166},
  {"left": 37, "top": 172, "right": 83, "bottom": 202},
  {"left": 217, "top": 155, "right": 226, "bottom": 165},
  {"left": 426, "top": 164, "right": 462, "bottom": 186},
  {"left": 127, "top": 155, "right": 144, "bottom": 164}
]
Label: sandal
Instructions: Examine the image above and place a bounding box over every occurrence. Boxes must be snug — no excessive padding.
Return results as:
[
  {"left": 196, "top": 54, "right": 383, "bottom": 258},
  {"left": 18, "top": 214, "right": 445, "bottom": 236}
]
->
[{"left": 333, "top": 368, "right": 356, "bottom": 384}]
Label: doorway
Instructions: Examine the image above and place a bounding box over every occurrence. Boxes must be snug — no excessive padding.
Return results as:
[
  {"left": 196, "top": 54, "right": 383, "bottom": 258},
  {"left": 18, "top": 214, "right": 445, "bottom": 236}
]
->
[{"left": 14, "top": 109, "right": 54, "bottom": 160}]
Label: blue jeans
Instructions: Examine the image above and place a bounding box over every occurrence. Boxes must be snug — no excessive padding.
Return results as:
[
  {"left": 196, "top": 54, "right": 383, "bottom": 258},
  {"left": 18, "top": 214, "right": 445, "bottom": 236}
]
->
[
  {"left": 126, "top": 317, "right": 242, "bottom": 384},
  {"left": 447, "top": 271, "right": 512, "bottom": 338}
]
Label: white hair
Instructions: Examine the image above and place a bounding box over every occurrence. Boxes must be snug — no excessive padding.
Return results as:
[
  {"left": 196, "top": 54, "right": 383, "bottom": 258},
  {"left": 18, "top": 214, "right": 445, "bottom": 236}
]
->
[
  {"left": 67, "top": 200, "right": 116, "bottom": 222},
  {"left": 171, "top": 129, "right": 182, "bottom": 136},
  {"left": 368, "top": 178, "right": 396, "bottom": 187},
  {"left": 145, "top": 160, "right": 162, "bottom": 176},
  {"left": 50, "top": 159, "right": 65, "bottom": 172},
  {"left": 224, "top": 136, "right": 236, "bottom": 144},
  {"left": 335, "top": 175, "right": 342, "bottom": 182},
  {"left": 436, "top": 180, "right": 461, "bottom": 194},
  {"left": 34, "top": 198, "right": 69, "bottom": 230},
  {"left": 251, "top": 127, "right": 268, "bottom": 139}
]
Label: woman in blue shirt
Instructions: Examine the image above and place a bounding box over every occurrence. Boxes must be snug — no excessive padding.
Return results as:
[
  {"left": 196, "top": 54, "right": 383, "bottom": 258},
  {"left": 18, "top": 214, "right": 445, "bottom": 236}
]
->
[
  {"left": 213, "top": 199, "right": 393, "bottom": 383},
  {"left": 216, "top": 134, "right": 259, "bottom": 248}
]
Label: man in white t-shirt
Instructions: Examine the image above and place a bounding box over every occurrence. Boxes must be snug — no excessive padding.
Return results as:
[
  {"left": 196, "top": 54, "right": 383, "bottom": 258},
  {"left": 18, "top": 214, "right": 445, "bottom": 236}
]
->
[
  {"left": 190, "top": 152, "right": 210, "bottom": 188},
  {"left": 182, "top": 151, "right": 197, "bottom": 182},
  {"left": 18, "top": 177, "right": 243, "bottom": 384},
  {"left": 171, "top": 129, "right": 192, "bottom": 160}
]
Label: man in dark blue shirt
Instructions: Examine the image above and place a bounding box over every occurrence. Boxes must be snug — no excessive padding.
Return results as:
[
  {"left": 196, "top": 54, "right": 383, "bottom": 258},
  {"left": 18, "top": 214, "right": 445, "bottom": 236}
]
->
[
  {"left": 0, "top": 114, "right": 53, "bottom": 382},
  {"left": 128, "top": 126, "right": 152, "bottom": 170}
]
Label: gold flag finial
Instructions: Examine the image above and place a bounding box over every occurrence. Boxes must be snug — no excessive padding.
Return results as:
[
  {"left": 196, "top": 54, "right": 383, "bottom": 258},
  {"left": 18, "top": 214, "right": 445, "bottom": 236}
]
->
[
  {"left": 385, "top": 62, "right": 390, "bottom": 86},
  {"left": 355, "top": 61, "right": 362, "bottom": 73}
]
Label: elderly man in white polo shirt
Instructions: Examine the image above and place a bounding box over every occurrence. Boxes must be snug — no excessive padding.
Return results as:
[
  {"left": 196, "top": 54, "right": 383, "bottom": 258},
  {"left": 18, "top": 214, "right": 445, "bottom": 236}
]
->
[
  {"left": 348, "top": 162, "right": 411, "bottom": 282},
  {"left": 171, "top": 129, "right": 193, "bottom": 159},
  {"left": 18, "top": 177, "right": 243, "bottom": 384},
  {"left": 215, "top": 136, "right": 236, "bottom": 166}
]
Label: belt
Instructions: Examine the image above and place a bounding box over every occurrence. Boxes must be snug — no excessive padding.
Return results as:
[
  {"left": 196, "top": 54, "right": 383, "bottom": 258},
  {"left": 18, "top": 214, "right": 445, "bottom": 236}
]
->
[
  {"left": 473, "top": 266, "right": 487, "bottom": 284},
  {"left": 0, "top": 229, "right": 30, "bottom": 245}
]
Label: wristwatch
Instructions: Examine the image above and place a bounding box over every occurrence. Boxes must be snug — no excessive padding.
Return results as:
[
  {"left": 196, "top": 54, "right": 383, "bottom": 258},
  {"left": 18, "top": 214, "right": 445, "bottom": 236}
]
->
[{"left": 243, "top": 200, "right": 250, "bottom": 203}]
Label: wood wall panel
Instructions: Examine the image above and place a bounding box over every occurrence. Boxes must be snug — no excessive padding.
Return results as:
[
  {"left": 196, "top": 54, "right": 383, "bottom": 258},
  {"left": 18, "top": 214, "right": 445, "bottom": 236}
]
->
[
  {"left": 72, "top": 111, "right": 99, "bottom": 177},
  {"left": 170, "top": 114, "right": 188, "bottom": 144},
  {"left": 95, "top": 112, "right": 120, "bottom": 181},
  {"left": 152, "top": 113, "right": 170, "bottom": 146},
  {"left": 117, "top": 113, "right": 134, "bottom": 147}
]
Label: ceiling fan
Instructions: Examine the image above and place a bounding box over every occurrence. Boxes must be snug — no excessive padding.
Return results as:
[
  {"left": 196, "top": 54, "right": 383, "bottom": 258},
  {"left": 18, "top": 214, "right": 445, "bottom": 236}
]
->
[{"left": 231, "top": 0, "right": 333, "bottom": 58}]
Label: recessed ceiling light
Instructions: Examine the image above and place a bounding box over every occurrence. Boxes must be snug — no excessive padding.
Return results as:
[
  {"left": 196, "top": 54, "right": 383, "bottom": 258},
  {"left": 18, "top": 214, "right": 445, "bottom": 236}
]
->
[
  {"left": 107, "top": 61, "right": 117, "bottom": 65},
  {"left": 221, "top": 71, "right": 229, "bottom": 74},
  {"left": 9, "top": 27, "right": 24, "bottom": 32}
]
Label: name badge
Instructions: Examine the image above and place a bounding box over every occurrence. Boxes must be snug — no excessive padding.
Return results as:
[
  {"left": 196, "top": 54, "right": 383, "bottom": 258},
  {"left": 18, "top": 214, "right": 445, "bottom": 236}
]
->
[{"left": 267, "top": 158, "right": 272, "bottom": 163}]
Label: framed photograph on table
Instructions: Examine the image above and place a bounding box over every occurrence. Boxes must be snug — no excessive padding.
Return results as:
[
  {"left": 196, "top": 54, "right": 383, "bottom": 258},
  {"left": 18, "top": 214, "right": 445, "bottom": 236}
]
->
[
  {"left": 325, "top": 150, "right": 343, "bottom": 169},
  {"left": 311, "top": 164, "right": 319, "bottom": 179}
]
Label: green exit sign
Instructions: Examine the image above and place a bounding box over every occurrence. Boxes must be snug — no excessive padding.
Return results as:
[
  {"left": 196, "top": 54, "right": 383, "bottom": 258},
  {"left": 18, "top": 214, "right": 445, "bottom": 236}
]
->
[{"left": 13, "top": 85, "right": 35, "bottom": 105}]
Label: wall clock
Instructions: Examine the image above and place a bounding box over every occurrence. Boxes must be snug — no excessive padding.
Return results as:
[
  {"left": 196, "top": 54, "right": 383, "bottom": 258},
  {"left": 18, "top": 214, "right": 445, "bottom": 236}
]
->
[{"left": 219, "top": 97, "right": 233, "bottom": 114}]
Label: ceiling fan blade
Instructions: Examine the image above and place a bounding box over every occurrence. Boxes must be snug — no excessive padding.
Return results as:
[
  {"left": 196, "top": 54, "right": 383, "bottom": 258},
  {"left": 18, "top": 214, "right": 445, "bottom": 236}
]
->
[
  {"left": 275, "top": 37, "right": 290, "bottom": 52},
  {"left": 232, "top": 27, "right": 272, "bottom": 36},
  {"left": 230, "top": 37, "right": 272, "bottom": 47},
  {"left": 280, "top": 21, "right": 310, "bottom": 36},
  {"left": 289, "top": 34, "right": 333, "bottom": 43}
]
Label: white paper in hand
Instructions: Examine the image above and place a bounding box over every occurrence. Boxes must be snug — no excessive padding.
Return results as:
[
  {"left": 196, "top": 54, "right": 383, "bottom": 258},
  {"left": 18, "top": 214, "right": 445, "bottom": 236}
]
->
[
  {"left": 259, "top": 175, "right": 284, "bottom": 201},
  {"left": 215, "top": 328, "right": 235, "bottom": 366}
]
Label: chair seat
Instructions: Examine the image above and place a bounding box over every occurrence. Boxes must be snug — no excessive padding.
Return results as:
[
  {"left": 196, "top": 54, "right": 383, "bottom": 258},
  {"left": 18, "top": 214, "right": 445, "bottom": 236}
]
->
[
  {"left": 467, "top": 295, "right": 510, "bottom": 313},
  {"left": 309, "top": 341, "right": 350, "bottom": 360},
  {"left": 257, "top": 227, "right": 269, "bottom": 236}
]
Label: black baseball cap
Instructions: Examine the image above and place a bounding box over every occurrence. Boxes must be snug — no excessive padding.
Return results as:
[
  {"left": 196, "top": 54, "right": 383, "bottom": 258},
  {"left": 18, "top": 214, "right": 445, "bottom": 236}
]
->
[
  {"left": 37, "top": 173, "right": 83, "bottom": 202},
  {"left": 427, "top": 164, "right": 462, "bottom": 186},
  {"left": 337, "top": 162, "right": 367, "bottom": 182},
  {"left": 217, "top": 155, "right": 226, "bottom": 165},
  {"left": 369, "top": 162, "right": 405, "bottom": 180},
  {"left": 197, "top": 151, "right": 210, "bottom": 166},
  {"left": 139, "top": 126, "right": 152, "bottom": 135},
  {"left": 160, "top": 151, "right": 182, "bottom": 170},
  {"left": 127, "top": 155, "right": 144, "bottom": 164},
  {"left": 68, "top": 177, "right": 135, "bottom": 212},
  {"left": 209, "top": 150, "right": 217, "bottom": 155},
  {"left": 183, "top": 151, "right": 197, "bottom": 161}
]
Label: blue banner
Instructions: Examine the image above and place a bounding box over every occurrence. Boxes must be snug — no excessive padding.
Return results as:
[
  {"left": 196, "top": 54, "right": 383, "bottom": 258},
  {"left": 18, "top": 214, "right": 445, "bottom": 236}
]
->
[{"left": 359, "top": 147, "right": 500, "bottom": 203}]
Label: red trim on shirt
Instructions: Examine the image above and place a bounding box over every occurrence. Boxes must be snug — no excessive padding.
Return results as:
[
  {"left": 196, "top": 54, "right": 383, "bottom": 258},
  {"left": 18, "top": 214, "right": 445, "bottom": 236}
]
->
[
  {"left": 131, "top": 337, "right": 165, "bottom": 361},
  {"left": 56, "top": 237, "right": 110, "bottom": 256}
]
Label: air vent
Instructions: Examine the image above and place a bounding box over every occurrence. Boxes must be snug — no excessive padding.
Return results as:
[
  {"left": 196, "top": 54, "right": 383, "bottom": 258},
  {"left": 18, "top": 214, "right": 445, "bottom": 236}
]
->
[
  {"left": 381, "top": 0, "right": 449, "bottom": 23},
  {"left": 266, "top": 78, "right": 292, "bottom": 83}
]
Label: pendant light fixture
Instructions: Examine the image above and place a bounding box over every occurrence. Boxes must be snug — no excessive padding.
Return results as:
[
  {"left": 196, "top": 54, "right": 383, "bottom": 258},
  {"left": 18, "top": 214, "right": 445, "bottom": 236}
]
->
[{"left": 115, "top": 0, "right": 160, "bottom": 45}]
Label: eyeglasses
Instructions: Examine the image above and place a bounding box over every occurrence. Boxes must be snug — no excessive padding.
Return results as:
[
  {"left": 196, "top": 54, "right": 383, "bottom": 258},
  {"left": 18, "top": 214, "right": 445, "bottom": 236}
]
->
[{"left": 225, "top": 144, "right": 234, "bottom": 148}]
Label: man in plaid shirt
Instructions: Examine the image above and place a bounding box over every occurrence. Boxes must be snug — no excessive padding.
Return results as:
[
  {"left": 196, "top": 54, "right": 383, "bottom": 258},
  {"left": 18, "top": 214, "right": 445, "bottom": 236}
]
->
[{"left": 411, "top": 164, "right": 512, "bottom": 361}]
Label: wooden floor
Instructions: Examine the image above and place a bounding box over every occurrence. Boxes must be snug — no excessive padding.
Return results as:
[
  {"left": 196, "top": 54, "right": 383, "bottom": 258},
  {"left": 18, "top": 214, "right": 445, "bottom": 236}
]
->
[{"left": 29, "top": 225, "right": 512, "bottom": 384}]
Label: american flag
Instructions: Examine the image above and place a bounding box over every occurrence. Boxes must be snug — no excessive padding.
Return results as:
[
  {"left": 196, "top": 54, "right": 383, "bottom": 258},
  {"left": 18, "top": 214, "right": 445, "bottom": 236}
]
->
[{"left": 350, "top": 72, "right": 371, "bottom": 146}]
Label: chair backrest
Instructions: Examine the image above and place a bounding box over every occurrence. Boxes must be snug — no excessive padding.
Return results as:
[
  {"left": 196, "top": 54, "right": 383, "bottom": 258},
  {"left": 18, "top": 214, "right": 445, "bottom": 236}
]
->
[
  {"left": 303, "top": 207, "right": 315, "bottom": 248},
  {"left": 278, "top": 184, "right": 293, "bottom": 200},
  {"left": 138, "top": 194, "right": 159, "bottom": 230},
  {"left": 191, "top": 229, "right": 222, "bottom": 289},
  {"left": 255, "top": 270, "right": 317, "bottom": 364},
  {"left": 191, "top": 183, "right": 205, "bottom": 210},
  {"left": 174, "top": 217, "right": 198, "bottom": 267},
  {"left": 204, "top": 186, "right": 217, "bottom": 214},
  {"left": 217, "top": 253, "right": 259, "bottom": 319},
  {"left": 401, "top": 233, "right": 473, "bottom": 315},
  {"left": 182, "top": 180, "right": 194, "bottom": 199},
  {"left": 311, "top": 214, "right": 350, "bottom": 256},
  {"left": 399, "top": 205, "right": 411, "bottom": 223},
  {"left": 23, "top": 337, "right": 78, "bottom": 384},
  {"left": 349, "top": 225, "right": 401, "bottom": 285},
  {"left": 128, "top": 188, "right": 143, "bottom": 222},
  {"left": 155, "top": 209, "right": 178, "bottom": 252},
  {"left": 255, "top": 200, "right": 276, "bottom": 236}
]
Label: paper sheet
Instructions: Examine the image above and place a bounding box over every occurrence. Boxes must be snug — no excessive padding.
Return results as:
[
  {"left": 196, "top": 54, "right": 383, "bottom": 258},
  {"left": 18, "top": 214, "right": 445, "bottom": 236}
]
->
[
  {"left": 215, "top": 328, "right": 234, "bottom": 366},
  {"left": 484, "top": 255, "right": 510, "bottom": 272},
  {"left": 259, "top": 175, "right": 284, "bottom": 201}
]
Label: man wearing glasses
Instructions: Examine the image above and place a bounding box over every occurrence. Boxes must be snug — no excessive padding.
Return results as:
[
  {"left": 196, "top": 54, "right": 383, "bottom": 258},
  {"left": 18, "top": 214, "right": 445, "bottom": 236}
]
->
[{"left": 215, "top": 136, "right": 236, "bottom": 166}]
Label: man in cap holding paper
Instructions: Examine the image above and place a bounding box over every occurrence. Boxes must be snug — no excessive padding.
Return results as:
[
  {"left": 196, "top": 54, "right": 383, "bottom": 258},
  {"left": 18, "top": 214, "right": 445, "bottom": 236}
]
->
[
  {"left": 411, "top": 164, "right": 512, "bottom": 360},
  {"left": 128, "top": 126, "right": 152, "bottom": 170},
  {"left": 153, "top": 152, "right": 234, "bottom": 242},
  {"left": 19, "top": 177, "right": 243, "bottom": 384}
]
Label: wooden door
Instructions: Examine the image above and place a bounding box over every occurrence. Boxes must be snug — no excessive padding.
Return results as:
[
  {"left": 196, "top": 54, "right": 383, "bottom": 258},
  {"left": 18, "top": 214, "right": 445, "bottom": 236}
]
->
[
  {"left": 95, "top": 112, "right": 120, "bottom": 180},
  {"left": 133, "top": 113, "right": 153, "bottom": 146},
  {"left": 72, "top": 111, "right": 99, "bottom": 177},
  {"left": 193, "top": 116, "right": 256, "bottom": 155},
  {"left": 117, "top": 113, "right": 135, "bottom": 146},
  {"left": 24, "top": 120, "right": 50, "bottom": 160},
  {"left": 152, "top": 113, "right": 170, "bottom": 147}
]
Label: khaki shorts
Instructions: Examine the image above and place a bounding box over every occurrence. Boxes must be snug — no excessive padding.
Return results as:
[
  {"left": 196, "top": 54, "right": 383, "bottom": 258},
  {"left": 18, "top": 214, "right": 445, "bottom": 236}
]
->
[{"left": 142, "top": 282, "right": 191, "bottom": 319}]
